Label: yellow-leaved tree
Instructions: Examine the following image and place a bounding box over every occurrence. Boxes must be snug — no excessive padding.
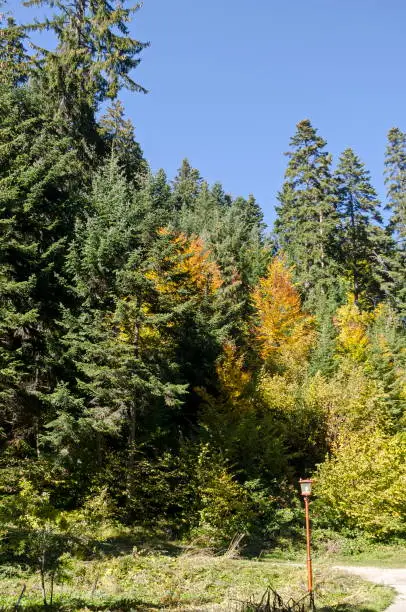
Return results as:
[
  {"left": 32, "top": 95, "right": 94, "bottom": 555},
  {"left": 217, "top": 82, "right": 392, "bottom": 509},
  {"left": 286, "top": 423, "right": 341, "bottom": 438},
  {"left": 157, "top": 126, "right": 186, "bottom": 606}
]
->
[
  {"left": 334, "top": 295, "right": 375, "bottom": 363},
  {"left": 314, "top": 429, "right": 406, "bottom": 538},
  {"left": 252, "top": 257, "right": 315, "bottom": 372}
]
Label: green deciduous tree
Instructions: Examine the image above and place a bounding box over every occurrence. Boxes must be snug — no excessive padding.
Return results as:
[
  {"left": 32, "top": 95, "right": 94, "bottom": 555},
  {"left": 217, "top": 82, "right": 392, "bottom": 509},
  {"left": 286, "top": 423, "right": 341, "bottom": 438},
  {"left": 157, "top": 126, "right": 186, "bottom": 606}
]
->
[{"left": 315, "top": 429, "right": 406, "bottom": 539}]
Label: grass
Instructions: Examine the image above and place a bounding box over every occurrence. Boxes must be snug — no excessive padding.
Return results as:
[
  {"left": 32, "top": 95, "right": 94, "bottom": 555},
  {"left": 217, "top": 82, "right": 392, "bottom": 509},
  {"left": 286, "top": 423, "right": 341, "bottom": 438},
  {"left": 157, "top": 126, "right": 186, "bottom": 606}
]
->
[
  {"left": 0, "top": 550, "right": 395, "bottom": 611},
  {"left": 264, "top": 530, "right": 406, "bottom": 569},
  {"left": 324, "top": 544, "right": 406, "bottom": 568}
]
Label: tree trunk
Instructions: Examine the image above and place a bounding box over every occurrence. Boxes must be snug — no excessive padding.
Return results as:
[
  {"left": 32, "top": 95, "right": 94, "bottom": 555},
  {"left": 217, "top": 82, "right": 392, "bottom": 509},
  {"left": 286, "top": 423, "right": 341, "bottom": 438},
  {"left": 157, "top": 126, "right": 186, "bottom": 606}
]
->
[{"left": 39, "top": 556, "right": 47, "bottom": 606}]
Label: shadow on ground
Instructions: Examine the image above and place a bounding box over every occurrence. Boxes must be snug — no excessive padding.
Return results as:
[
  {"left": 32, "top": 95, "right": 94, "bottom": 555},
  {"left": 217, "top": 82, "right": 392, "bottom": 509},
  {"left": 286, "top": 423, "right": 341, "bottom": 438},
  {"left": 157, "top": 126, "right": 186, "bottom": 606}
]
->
[
  {"left": 11, "top": 598, "right": 162, "bottom": 611},
  {"left": 318, "top": 606, "right": 380, "bottom": 612}
]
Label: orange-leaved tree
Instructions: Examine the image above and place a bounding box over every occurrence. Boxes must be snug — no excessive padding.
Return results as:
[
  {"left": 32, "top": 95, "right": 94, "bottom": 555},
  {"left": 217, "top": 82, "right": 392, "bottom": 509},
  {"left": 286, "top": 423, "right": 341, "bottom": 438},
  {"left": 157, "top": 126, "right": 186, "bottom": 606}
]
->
[{"left": 144, "top": 229, "right": 222, "bottom": 301}]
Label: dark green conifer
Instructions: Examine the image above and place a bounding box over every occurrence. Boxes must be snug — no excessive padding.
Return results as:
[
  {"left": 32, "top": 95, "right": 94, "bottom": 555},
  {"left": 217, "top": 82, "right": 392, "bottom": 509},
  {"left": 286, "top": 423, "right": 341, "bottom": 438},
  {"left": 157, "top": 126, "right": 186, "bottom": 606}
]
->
[
  {"left": 211, "top": 182, "right": 232, "bottom": 208},
  {"left": 99, "top": 100, "right": 147, "bottom": 184},
  {"left": 0, "top": 85, "right": 84, "bottom": 445},
  {"left": 23, "top": 0, "right": 149, "bottom": 140},
  {"left": 0, "top": 15, "right": 30, "bottom": 86},
  {"left": 385, "top": 128, "right": 406, "bottom": 246},
  {"left": 172, "top": 159, "right": 202, "bottom": 210},
  {"left": 275, "top": 119, "right": 338, "bottom": 306},
  {"left": 383, "top": 128, "right": 406, "bottom": 315},
  {"left": 335, "top": 148, "right": 383, "bottom": 304}
]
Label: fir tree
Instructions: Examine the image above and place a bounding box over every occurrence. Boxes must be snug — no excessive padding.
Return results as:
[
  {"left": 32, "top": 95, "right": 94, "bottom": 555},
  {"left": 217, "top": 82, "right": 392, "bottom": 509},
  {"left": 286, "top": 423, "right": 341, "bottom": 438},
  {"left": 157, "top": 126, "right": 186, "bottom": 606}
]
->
[
  {"left": 335, "top": 148, "right": 384, "bottom": 305},
  {"left": 385, "top": 128, "right": 406, "bottom": 246},
  {"left": 62, "top": 160, "right": 188, "bottom": 460},
  {"left": 148, "top": 169, "right": 172, "bottom": 212},
  {"left": 0, "top": 84, "right": 85, "bottom": 445},
  {"left": 99, "top": 100, "right": 147, "bottom": 184},
  {"left": 0, "top": 14, "right": 30, "bottom": 86},
  {"left": 367, "top": 305, "right": 406, "bottom": 426},
  {"left": 211, "top": 182, "right": 232, "bottom": 208},
  {"left": 23, "top": 0, "right": 149, "bottom": 140},
  {"left": 383, "top": 128, "right": 406, "bottom": 316},
  {"left": 275, "top": 119, "right": 338, "bottom": 306},
  {"left": 172, "top": 159, "right": 202, "bottom": 210}
]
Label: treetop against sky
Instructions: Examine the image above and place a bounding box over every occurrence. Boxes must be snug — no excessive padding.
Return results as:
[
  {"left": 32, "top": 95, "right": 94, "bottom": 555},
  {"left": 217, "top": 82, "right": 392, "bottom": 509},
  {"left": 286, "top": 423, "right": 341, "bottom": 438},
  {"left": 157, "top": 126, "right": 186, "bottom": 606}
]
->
[{"left": 10, "top": 0, "right": 406, "bottom": 226}]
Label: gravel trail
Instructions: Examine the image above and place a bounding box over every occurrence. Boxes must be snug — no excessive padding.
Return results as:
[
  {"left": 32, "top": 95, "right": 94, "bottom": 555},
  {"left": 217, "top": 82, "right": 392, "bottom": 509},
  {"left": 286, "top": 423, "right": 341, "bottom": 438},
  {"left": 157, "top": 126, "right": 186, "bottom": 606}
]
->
[{"left": 334, "top": 566, "right": 406, "bottom": 612}]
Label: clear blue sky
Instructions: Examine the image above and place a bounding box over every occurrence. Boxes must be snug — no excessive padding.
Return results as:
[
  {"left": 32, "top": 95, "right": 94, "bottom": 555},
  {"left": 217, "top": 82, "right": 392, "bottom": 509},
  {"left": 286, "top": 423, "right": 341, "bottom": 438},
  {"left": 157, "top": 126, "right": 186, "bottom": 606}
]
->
[{"left": 11, "top": 0, "right": 406, "bottom": 227}]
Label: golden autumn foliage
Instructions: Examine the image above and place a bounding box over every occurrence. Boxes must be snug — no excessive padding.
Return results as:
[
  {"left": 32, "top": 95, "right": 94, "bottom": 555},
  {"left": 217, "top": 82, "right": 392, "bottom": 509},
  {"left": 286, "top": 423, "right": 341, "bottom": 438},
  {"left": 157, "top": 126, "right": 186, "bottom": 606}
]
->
[
  {"left": 175, "top": 234, "right": 223, "bottom": 293},
  {"left": 315, "top": 428, "right": 406, "bottom": 538},
  {"left": 151, "top": 228, "right": 222, "bottom": 297},
  {"left": 216, "top": 341, "right": 251, "bottom": 404},
  {"left": 334, "top": 295, "right": 375, "bottom": 362},
  {"left": 111, "top": 230, "right": 223, "bottom": 364},
  {"left": 252, "top": 257, "right": 315, "bottom": 368}
]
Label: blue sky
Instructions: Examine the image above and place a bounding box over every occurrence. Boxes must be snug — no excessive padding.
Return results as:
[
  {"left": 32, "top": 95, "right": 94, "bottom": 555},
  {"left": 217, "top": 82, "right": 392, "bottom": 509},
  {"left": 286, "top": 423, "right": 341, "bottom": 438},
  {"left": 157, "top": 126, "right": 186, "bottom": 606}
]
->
[{"left": 10, "top": 0, "right": 406, "bottom": 227}]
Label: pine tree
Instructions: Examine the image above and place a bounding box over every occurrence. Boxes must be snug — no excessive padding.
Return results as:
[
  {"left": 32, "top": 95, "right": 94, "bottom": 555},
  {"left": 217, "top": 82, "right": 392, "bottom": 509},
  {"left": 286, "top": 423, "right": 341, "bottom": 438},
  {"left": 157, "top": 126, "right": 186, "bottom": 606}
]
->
[
  {"left": 335, "top": 148, "right": 384, "bottom": 305},
  {"left": 275, "top": 119, "right": 338, "bottom": 306}
]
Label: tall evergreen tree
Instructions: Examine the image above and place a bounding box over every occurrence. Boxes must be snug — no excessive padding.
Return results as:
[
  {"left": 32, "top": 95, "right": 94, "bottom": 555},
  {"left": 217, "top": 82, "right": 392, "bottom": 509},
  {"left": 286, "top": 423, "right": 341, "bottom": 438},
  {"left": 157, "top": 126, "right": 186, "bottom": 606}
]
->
[
  {"left": 335, "top": 148, "right": 383, "bottom": 304},
  {"left": 23, "top": 0, "right": 149, "bottom": 141},
  {"left": 172, "top": 159, "right": 202, "bottom": 210},
  {"left": 385, "top": 128, "right": 406, "bottom": 246},
  {"left": 275, "top": 120, "right": 338, "bottom": 306},
  {"left": 0, "top": 84, "right": 85, "bottom": 446},
  {"left": 211, "top": 182, "right": 232, "bottom": 208},
  {"left": 383, "top": 128, "right": 406, "bottom": 316},
  {"left": 61, "top": 159, "right": 187, "bottom": 454},
  {"left": 99, "top": 100, "right": 147, "bottom": 184},
  {"left": 0, "top": 14, "right": 30, "bottom": 86}
]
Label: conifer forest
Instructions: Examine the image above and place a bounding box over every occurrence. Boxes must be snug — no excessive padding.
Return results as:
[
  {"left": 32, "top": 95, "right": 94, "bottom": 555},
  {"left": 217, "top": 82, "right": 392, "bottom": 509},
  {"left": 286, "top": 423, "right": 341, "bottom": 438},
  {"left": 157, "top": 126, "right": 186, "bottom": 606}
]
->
[{"left": 0, "top": 1, "right": 405, "bottom": 609}]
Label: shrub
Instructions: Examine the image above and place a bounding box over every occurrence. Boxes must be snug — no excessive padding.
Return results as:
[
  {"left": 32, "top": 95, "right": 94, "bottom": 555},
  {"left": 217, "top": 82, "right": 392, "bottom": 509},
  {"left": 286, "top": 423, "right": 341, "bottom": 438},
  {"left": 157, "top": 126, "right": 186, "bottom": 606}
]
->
[{"left": 314, "top": 429, "right": 406, "bottom": 539}]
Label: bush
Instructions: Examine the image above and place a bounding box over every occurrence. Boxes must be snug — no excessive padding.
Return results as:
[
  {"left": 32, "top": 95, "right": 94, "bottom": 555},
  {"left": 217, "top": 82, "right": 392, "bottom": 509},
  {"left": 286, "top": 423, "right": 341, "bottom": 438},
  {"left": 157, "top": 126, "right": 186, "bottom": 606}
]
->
[
  {"left": 191, "top": 446, "right": 254, "bottom": 547},
  {"left": 314, "top": 429, "right": 406, "bottom": 539}
]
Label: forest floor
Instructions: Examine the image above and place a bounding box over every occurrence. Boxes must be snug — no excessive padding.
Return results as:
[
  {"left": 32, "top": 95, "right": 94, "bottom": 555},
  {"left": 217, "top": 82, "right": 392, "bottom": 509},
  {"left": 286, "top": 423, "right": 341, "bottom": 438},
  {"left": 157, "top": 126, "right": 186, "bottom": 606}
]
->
[{"left": 0, "top": 551, "right": 396, "bottom": 611}]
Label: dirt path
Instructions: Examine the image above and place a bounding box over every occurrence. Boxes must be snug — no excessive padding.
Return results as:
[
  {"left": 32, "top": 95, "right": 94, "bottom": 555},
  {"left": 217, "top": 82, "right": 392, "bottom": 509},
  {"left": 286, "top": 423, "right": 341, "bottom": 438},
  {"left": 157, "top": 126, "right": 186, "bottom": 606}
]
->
[{"left": 334, "top": 566, "right": 406, "bottom": 612}]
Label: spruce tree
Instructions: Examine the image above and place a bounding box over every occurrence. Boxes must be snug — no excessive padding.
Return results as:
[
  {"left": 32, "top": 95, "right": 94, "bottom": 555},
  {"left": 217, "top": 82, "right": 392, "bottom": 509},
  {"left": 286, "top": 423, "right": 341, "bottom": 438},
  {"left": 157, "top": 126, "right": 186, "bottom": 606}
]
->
[
  {"left": 211, "top": 182, "right": 232, "bottom": 208},
  {"left": 275, "top": 120, "right": 338, "bottom": 306},
  {"left": 335, "top": 148, "right": 383, "bottom": 304}
]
